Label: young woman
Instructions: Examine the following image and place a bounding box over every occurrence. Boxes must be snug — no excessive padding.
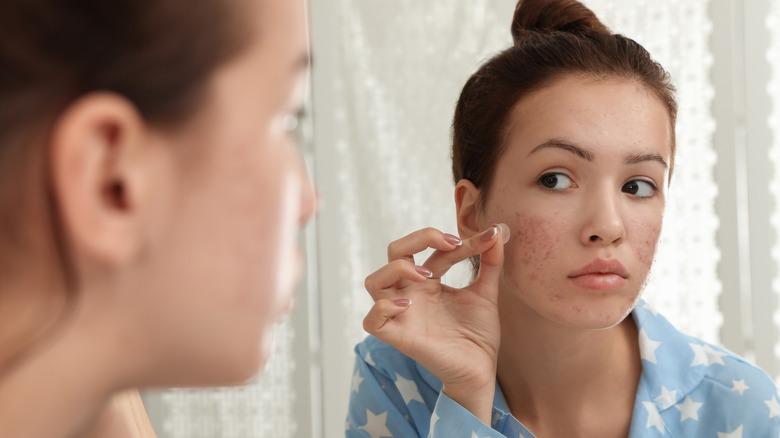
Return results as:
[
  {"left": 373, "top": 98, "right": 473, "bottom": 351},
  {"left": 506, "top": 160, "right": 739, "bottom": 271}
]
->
[
  {"left": 0, "top": 0, "right": 314, "bottom": 437},
  {"left": 347, "top": 0, "right": 779, "bottom": 436}
]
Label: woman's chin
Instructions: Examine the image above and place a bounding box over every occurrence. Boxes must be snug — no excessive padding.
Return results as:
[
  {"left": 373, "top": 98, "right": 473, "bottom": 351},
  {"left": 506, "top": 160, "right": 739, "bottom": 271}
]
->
[{"left": 543, "top": 293, "right": 639, "bottom": 330}]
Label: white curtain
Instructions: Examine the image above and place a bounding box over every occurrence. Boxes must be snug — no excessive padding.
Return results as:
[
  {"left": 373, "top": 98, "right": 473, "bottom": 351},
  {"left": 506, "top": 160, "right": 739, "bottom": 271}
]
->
[
  {"left": 769, "top": 0, "right": 780, "bottom": 379},
  {"left": 145, "top": 1, "right": 731, "bottom": 437}
]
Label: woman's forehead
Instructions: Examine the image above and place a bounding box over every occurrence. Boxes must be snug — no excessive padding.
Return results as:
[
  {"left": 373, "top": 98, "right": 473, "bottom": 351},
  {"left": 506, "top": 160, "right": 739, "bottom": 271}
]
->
[{"left": 503, "top": 76, "right": 673, "bottom": 161}]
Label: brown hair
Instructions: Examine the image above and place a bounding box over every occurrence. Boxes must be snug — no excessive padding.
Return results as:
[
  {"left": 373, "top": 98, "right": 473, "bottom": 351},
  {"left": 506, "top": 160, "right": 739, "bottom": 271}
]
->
[
  {"left": 0, "top": 0, "right": 248, "bottom": 285},
  {"left": 452, "top": 0, "right": 677, "bottom": 273},
  {"left": 452, "top": 0, "right": 677, "bottom": 202}
]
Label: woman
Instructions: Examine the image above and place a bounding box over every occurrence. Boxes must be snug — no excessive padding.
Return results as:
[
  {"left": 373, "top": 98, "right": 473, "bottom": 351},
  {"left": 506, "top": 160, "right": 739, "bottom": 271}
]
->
[
  {"left": 347, "top": 0, "right": 779, "bottom": 436},
  {"left": 0, "top": 0, "right": 314, "bottom": 437}
]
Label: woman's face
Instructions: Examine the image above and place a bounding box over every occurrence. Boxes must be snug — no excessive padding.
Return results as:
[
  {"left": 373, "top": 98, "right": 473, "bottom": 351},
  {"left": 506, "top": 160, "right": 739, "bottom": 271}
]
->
[
  {"left": 134, "top": 0, "right": 314, "bottom": 384},
  {"left": 480, "top": 75, "right": 672, "bottom": 330}
]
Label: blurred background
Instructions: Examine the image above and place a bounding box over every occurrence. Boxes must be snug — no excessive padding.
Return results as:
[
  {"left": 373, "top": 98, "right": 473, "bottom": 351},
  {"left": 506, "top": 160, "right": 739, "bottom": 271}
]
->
[{"left": 141, "top": 0, "right": 780, "bottom": 436}]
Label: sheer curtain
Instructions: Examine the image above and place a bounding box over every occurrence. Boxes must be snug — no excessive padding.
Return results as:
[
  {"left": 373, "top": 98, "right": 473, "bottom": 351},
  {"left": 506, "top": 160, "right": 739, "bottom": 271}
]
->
[
  {"left": 770, "top": 0, "right": 780, "bottom": 379},
  {"left": 144, "top": 1, "right": 732, "bottom": 437}
]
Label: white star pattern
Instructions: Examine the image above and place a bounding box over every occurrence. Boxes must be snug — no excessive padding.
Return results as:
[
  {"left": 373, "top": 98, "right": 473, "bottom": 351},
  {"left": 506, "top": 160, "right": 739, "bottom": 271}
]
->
[
  {"left": 731, "top": 379, "right": 749, "bottom": 395},
  {"left": 639, "top": 329, "right": 662, "bottom": 364},
  {"left": 689, "top": 343, "right": 708, "bottom": 367},
  {"left": 689, "top": 343, "right": 727, "bottom": 367},
  {"left": 359, "top": 410, "right": 392, "bottom": 438},
  {"left": 348, "top": 301, "right": 780, "bottom": 438},
  {"left": 704, "top": 345, "right": 727, "bottom": 365},
  {"left": 365, "top": 352, "right": 376, "bottom": 366},
  {"left": 643, "top": 401, "right": 665, "bottom": 434},
  {"left": 717, "top": 425, "right": 743, "bottom": 438},
  {"left": 766, "top": 396, "right": 780, "bottom": 418},
  {"left": 654, "top": 386, "right": 678, "bottom": 409},
  {"left": 352, "top": 369, "right": 364, "bottom": 393},
  {"left": 395, "top": 373, "right": 424, "bottom": 405},
  {"left": 674, "top": 396, "right": 702, "bottom": 421}
]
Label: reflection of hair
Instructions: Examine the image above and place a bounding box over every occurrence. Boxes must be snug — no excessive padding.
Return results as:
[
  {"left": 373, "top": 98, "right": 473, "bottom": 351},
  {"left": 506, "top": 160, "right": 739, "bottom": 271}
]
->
[
  {"left": 452, "top": 0, "right": 677, "bottom": 203},
  {"left": 453, "top": 0, "right": 677, "bottom": 274},
  {"left": 0, "top": 0, "right": 247, "bottom": 282}
]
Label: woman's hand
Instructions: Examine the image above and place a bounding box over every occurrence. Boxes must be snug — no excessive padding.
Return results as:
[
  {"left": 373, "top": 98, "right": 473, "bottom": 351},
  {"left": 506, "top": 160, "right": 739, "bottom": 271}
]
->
[{"left": 363, "top": 225, "right": 508, "bottom": 424}]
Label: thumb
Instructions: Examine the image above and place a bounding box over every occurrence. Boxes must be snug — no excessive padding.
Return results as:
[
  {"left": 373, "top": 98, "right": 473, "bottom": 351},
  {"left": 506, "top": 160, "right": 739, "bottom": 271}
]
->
[{"left": 472, "top": 223, "right": 508, "bottom": 300}]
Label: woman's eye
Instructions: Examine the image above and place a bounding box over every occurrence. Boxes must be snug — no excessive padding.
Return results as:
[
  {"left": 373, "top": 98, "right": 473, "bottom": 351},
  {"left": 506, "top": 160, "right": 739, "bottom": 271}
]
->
[
  {"left": 539, "top": 173, "right": 573, "bottom": 191},
  {"left": 622, "top": 180, "right": 656, "bottom": 198}
]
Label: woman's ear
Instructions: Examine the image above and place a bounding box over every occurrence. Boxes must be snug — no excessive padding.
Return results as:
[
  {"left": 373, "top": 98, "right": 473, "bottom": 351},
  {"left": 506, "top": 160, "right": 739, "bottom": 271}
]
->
[
  {"left": 48, "top": 92, "right": 161, "bottom": 268},
  {"left": 454, "top": 179, "right": 482, "bottom": 239}
]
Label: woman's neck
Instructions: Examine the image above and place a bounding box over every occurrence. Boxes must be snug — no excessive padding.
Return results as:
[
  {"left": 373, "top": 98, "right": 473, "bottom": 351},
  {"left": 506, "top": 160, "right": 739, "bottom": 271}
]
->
[
  {"left": 496, "top": 291, "right": 641, "bottom": 438},
  {"left": 0, "top": 291, "right": 141, "bottom": 438}
]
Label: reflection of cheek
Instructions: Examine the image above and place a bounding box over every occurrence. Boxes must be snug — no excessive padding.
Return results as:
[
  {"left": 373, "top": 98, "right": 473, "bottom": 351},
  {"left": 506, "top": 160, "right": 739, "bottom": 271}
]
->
[
  {"left": 506, "top": 212, "right": 561, "bottom": 285},
  {"left": 635, "top": 223, "right": 662, "bottom": 268}
]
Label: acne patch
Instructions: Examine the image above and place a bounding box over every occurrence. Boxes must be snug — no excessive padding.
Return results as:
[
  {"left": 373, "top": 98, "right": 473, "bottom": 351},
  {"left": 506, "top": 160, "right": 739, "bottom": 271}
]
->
[{"left": 496, "top": 223, "right": 511, "bottom": 244}]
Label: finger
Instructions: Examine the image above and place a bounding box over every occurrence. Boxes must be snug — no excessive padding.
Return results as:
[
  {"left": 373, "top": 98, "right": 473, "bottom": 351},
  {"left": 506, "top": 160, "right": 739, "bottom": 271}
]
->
[
  {"left": 472, "top": 225, "right": 507, "bottom": 302},
  {"left": 387, "top": 227, "right": 462, "bottom": 263},
  {"left": 362, "top": 298, "right": 412, "bottom": 337},
  {"left": 364, "top": 259, "right": 433, "bottom": 301},
  {"left": 422, "top": 223, "right": 510, "bottom": 279}
]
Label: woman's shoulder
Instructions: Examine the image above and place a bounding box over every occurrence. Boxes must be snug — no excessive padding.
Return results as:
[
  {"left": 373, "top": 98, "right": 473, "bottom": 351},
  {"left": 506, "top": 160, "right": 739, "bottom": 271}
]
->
[
  {"left": 691, "top": 354, "right": 780, "bottom": 434},
  {"left": 634, "top": 301, "right": 780, "bottom": 433},
  {"left": 635, "top": 300, "right": 776, "bottom": 388}
]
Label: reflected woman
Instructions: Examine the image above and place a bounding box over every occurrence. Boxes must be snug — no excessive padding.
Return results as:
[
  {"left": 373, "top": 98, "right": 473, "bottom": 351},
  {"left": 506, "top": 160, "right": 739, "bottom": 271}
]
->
[
  {"left": 347, "top": 0, "right": 779, "bottom": 436},
  {"left": 0, "top": 0, "right": 314, "bottom": 437}
]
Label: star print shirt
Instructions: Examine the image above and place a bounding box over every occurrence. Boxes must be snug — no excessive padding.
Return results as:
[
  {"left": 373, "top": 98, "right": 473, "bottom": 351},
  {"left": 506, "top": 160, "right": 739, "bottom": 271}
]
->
[{"left": 345, "top": 300, "right": 780, "bottom": 437}]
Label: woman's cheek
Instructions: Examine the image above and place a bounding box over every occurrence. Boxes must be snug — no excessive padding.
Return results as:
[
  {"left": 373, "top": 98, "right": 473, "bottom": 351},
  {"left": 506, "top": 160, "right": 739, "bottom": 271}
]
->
[
  {"left": 631, "top": 216, "right": 663, "bottom": 269},
  {"left": 504, "top": 211, "right": 567, "bottom": 286}
]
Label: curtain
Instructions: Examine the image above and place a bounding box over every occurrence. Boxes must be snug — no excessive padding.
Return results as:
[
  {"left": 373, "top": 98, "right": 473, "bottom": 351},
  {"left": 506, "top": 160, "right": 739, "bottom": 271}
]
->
[{"left": 769, "top": 0, "right": 780, "bottom": 380}]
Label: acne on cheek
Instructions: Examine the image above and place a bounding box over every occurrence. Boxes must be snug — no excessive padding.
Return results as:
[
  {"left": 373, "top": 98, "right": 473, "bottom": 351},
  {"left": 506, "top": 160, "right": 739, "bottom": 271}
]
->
[
  {"left": 505, "top": 211, "right": 562, "bottom": 285},
  {"left": 634, "top": 222, "right": 662, "bottom": 268},
  {"left": 506, "top": 210, "right": 661, "bottom": 275}
]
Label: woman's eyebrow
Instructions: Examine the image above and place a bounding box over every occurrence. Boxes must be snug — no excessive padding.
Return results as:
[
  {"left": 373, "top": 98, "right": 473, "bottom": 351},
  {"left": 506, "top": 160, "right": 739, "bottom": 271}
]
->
[
  {"left": 528, "top": 138, "right": 594, "bottom": 160},
  {"left": 528, "top": 138, "right": 668, "bottom": 168},
  {"left": 625, "top": 153, "right": 668, "bottom": 168}
]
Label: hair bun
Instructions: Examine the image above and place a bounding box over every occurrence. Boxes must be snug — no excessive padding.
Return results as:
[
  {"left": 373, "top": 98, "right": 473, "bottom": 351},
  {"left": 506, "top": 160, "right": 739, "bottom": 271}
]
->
[{"left": 511, "top": 0, "right": 609, "bottom": 43}]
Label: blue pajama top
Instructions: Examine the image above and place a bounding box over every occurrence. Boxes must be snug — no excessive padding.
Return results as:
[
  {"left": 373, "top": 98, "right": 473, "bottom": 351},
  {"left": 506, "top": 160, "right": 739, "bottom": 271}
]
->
[{"left": 345, "top": 300, "right": 780, "bottom": 437}]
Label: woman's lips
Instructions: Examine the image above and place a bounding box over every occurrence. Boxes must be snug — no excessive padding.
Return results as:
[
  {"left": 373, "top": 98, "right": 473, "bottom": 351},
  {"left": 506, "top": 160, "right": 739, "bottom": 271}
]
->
[
  {"left": 569, "top": 273, "right": 627, "bottom": 290},
  {"left": 568, "top": 258, "right": 628, "bottom": 290}
]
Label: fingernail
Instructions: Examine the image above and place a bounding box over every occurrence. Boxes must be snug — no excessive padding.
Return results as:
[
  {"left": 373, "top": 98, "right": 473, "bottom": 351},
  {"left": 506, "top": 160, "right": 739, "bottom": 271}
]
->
[
  {"left": 394, "top": 298, "right": 412, "bottom": 307},
  {"left": 415, "top": 266, "right": 433, "bottom": 278},
  {"left": 479, "top": 226, "right": 498, "bottom": 242},
  {"left": 443, "top": 233, "right": 462, "bottom": 246},
  {"left": 495, "top": 223, "right": 510, "bottom": 244}
]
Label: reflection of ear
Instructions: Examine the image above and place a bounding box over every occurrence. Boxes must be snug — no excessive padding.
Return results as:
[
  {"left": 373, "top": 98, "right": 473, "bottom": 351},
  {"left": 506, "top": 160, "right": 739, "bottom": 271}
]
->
[
  {"left": 454, "top": 179, "right": 482, "bottom": 239},
  {"left": 49, "top": 92, "right": 156, "bottom": 268}
]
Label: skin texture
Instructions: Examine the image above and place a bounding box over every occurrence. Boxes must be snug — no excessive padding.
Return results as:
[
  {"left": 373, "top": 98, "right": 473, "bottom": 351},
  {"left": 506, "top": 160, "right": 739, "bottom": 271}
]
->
[
  {"left": 364, "top": 74, "right": 672, "bottom": 437},
  {"left": 0, "top": 1, "right": 314, "bottom": 437},
  {"left": 483, "top": 75, "right": 670, "bottom": 437},
  {"left": 481, "top": 74, "right": 670, "bottom": 331}
]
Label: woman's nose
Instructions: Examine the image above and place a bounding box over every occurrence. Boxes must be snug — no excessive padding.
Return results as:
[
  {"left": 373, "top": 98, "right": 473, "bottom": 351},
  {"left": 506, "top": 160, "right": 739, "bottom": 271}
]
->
[
  {"left": 580, "top": 191, "right": 625, "bottom": 246},
  {"left": 298, "top": 161, "right": 317, "bottom": 226}
]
